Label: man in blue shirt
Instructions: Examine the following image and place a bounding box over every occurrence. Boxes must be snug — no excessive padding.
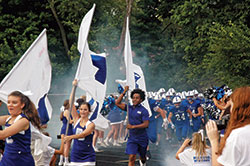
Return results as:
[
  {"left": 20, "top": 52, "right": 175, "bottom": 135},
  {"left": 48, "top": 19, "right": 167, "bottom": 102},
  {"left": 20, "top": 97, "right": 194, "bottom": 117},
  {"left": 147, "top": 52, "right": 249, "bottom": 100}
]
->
[{"left": 116, "top": 86, "right": 149, "bottom": 166}]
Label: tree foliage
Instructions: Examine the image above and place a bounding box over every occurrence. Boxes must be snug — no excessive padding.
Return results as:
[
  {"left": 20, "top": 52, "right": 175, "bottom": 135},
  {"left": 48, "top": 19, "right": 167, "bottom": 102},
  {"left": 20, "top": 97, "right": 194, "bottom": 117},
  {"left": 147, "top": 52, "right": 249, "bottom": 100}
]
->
[{"left": 0, "top": 0, "right": 249, "bottom": 93}]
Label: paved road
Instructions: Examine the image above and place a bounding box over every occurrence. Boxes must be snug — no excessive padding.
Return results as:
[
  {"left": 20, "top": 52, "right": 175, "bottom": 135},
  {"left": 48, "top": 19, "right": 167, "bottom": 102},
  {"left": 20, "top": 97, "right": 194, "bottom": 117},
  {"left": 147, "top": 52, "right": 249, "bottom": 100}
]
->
[{"left": 55, "top": 140, "right": 182, "bottom": 166}]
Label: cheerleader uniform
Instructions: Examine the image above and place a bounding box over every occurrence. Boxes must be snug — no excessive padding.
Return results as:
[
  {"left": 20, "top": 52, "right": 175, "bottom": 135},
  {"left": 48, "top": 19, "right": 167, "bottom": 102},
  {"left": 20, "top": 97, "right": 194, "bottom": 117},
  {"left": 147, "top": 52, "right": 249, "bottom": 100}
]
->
[
  {"left": 60, "top": 113, "right": 73, "bottom": 135},
  {"left": 0, "top": 114, "right": 34, "bottom": 166},
  {"left": 70, "top": 119, "right": 95, "bottom": 166},
  {"left": 107, "top": 98, "right": 122, "bottom": 125}
]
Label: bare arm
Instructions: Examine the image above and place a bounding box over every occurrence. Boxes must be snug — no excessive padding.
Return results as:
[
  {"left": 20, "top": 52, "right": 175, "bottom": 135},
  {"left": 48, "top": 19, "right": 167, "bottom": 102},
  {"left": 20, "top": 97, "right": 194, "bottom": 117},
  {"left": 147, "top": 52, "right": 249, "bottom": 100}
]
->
[
  {"left": 0, "top": 118, "right": 29, "bottom": 139},
  {"left": 69, "top": 79, "right": 80, "bottom": 123},
  {"left": 156, "top": 107, "right": 166, "bottom": 119},
  {"left": 206, "top": 120, "right": 223, "bottom": 166},
  {"left": 176, "top": 138, "right": 191, "bottom": 160},
  {"left": 187, "top": 109, "right": 193, "bottom": 119},
  {"left": 63, "top": 110, "right": 73, "bottom": 124},
  {"left": 0, "top": 115, "right": 10, "bottom": 126},
  {"left": 168, "top": 112, "right": 173, "bottom": 123},
  {"left": 115, "top": 86, "right": 129, "bottom": 110},
  {"left": 59, "top": 111, "right": 63, "bottom": 121},
  {"left": 127, "top": 120, "right": 149, "bottom": 129},
  {"left": 54, "top": 136, "right": 64, "bottom": 155},
  {"left": 64, "top": 122, "right": 95, "bottom": 142},
  {"left": 213, "top": 98, "right": 229, "bottom": 111},
  {"left": 193, "top": 107, "right": 202, "bottom": 118}
]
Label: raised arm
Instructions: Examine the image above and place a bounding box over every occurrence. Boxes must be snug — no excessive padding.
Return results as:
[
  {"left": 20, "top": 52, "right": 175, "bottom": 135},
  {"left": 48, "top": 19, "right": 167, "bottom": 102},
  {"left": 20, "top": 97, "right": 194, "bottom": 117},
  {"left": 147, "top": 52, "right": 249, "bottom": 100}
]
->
[
  {"left": 115, "top": 86, "right": 129, "bottom": 110},
  {"left": 176, "top": 138, "right": 191, "bottom": 160},
  {"left": 206, "top": 120, "right": 222, "bottom": 166},
  {"left": 69, "top": 79, "right": 80, "bottom": 123}
]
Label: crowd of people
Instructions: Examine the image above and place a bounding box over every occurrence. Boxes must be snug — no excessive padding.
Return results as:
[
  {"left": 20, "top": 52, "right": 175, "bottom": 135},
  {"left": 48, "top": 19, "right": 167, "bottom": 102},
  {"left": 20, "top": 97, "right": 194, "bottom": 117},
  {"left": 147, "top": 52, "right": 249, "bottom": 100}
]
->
[{"left": 0, "top": 83, "right": 249, "bottom": 166}]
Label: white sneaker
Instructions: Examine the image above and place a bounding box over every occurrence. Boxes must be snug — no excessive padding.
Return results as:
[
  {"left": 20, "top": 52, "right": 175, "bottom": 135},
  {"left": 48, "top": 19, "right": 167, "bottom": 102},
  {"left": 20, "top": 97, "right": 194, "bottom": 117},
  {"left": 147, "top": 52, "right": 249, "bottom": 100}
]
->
[
  {"left": 113, "top": 141, "right": 121, "bottom": 146},
  {"left": 93, "top": 146, "right": 100, "bottom": 152},
  {"left": 104, "top": 138, "right": 110, "bottom": 146},
  {"left": 97, "top": 139, "right": 101, "bottom": 145},
  {"left": 155, "top": 141, "right": 159, "bottom": 146},
  {"left": 58, "top": 161, "right": 63, "bottom": 166},
  {"left": 58, "top": 155, "right": 64, "bottom": 166},
  {"left": 63, "top": 162, "right": 69, "bottom": 166},
  {"left": 109, "top": 137, "right": 113, "bottom": 142},
  {"left": 99, "top": 141, "right": 107, "bottom": 147},
  {"left": 139, "top": 160, "right": 146, "bottom": 166}
]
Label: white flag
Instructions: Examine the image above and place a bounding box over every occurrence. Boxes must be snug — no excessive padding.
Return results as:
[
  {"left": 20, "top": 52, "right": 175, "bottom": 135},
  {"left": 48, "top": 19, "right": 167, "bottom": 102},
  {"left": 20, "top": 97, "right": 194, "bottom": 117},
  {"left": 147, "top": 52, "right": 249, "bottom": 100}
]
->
[
  {"left": 0, "top": 29, "right": 53, "bottom": 123},
  {"left": 75, "top": 4, "right": 106, "bottom": 104},
  {"left": 132, "top": 64, "right": 151, "bottom": 116},
  {"left": 123, "top": 17, "right": 151, "bottom": 116},
  {"left": 124, "top": 17, "right": 135, "bottom": 90},
  {"left": 75, "top": 4, "right": 108, "bottom": 128}
]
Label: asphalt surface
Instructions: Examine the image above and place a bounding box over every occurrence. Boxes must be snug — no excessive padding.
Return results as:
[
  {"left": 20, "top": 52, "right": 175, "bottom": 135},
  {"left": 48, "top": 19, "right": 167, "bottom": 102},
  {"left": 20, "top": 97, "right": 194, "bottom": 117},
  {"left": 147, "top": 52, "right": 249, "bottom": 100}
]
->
[{"left": 55, "top": 139, "right": 182, "bottom": 166}]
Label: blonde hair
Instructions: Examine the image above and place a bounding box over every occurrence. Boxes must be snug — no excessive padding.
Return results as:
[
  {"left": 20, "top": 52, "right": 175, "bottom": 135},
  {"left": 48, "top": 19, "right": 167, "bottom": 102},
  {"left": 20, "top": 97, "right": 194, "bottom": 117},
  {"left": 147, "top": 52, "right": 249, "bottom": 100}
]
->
[{"left": 192, "top": 132, "right": 208, "bottom": 158}]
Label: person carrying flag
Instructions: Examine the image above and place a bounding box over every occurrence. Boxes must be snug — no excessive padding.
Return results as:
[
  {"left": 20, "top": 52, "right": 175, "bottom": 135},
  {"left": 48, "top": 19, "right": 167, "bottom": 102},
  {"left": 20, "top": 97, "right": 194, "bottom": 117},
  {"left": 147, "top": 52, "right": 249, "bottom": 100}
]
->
[{"left": 115, "top": 86, "right": 149, "bottom": 166}]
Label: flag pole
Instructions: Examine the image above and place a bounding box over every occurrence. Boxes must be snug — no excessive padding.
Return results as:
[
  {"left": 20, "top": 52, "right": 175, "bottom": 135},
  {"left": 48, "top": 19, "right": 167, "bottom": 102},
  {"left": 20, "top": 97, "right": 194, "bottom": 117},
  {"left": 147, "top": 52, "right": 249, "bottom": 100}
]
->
[{"left": 65, "top": 84, "right": 77, "bottom": 137}]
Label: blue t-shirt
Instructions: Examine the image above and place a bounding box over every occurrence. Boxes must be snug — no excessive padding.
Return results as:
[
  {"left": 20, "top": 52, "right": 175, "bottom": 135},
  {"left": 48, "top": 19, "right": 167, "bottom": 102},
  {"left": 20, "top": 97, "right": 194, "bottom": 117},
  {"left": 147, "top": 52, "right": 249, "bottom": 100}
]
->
[{"left": 125, "top": 104, "right": 150, "bottom": 140}]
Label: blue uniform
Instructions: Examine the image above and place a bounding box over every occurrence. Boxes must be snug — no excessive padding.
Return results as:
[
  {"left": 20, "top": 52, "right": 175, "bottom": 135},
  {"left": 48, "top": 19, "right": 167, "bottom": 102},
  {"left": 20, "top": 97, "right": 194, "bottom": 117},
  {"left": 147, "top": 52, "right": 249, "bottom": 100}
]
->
[
  {"left": 0, "top": 114, "right": 35, "bottom": 166},
  {"left": 188, "top": 100, "right": 202, "bottom": 132},
  {"left": 170, "top": 105, "right": 189, "bottom": 141},
  {"left": 70, "top": 119, "right": 95, "bottom": 164},
  {"left": 146, "top": 98, "right": 159, "bottom": 143},
  {"left": 125, "top": 104, "right": 149, "bottom": 157},
  {"left": 107, "top": 97, "right": 122, "bottom": 124},
  {"left": 60, "top": 113, "right": 73, "bottom": 135},
  {"left": 159, "top": 99, "right": 174, "bottom": 129}
]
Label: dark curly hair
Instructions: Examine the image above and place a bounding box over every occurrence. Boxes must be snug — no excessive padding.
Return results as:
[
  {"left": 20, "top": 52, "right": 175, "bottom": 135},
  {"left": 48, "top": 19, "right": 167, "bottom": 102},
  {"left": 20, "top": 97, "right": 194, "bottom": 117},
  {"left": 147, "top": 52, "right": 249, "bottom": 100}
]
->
[{"left": 130, "top": 89, "right": 145, "bottom": 102}]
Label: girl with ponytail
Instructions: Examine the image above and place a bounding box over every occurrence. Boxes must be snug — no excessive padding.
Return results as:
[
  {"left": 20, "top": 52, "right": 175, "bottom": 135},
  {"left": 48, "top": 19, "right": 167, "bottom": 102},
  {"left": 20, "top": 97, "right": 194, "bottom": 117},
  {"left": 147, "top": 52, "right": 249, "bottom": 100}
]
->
[
  {"left": 0, "top": 91, "right": 41, "bottom": 166},
  {"left": 176, "top": 130, "right": 212, "bottom": 166}
]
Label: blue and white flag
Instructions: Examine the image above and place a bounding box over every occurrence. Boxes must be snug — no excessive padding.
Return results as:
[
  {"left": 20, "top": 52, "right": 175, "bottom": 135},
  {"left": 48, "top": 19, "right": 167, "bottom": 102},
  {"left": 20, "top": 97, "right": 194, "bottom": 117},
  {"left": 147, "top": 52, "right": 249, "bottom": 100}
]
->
[
  {"left": 123, "top": 17, "right": 152, "bottom": 116},
  {"left": 86, "top": 94, "right": 109, "bottom": 130},
  {"left": 75, "top": 4, "right": 106, "bottom": 104},
  {"left": 75, "top": 4, "right": 108, "bottom": 129},
  {"left": 0, "top": 29, "right": 52, "bottom": 124},
  {"left": 132, "top": 64, "right": 151, "bottom": 116}
]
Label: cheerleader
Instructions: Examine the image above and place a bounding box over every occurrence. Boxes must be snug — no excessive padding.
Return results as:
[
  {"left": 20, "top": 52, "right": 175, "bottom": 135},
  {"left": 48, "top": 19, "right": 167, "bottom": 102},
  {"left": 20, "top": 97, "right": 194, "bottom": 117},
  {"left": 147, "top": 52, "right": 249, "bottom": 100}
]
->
[
  {"left": 58, "top": 100, "right": 73, "bottom": 166},
  {"left": 104, "top": 95, "right": 122, "bottom": 146},
  {"left": 64, "top": 80, "right": 96, "bottom": 166},
  {"left": 0, "top": 91, "right": 41, "bottom": 166}
]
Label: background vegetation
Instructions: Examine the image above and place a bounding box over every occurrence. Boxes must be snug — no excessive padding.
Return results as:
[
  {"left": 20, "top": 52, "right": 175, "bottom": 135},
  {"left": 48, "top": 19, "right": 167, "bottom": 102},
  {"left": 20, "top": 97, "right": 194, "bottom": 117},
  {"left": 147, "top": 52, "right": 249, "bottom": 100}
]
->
[{"left": 0, "top": 0, "right": 249, "bottom": 93}]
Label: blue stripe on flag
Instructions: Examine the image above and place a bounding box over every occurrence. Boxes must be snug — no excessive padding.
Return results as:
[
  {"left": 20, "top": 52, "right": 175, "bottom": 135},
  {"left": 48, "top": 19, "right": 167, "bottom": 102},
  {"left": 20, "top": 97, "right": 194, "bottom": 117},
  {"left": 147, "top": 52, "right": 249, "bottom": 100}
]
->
[
  {"left": 37, "top": 94, "right": 49, "bottom": 125},
  {"left": 90, "top": 102, "right": 99, "bottom": 121},
  {"left": 134, "top": 72, "right": 141, "bottom": 89},
  {"left": 88, "top": 98, "right": 95, "bottom": 105},
  {"left": 90, "top": 54, "right": 106, "bottom": 85}
]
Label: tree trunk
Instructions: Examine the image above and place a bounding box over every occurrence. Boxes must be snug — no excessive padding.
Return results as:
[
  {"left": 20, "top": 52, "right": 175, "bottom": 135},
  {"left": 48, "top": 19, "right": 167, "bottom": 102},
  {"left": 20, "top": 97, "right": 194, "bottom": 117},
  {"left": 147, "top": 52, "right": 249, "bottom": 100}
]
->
[
  {"left": 113, "top": 0, "right": 133, "bottom": 56},
  {"left": 48, "top": 0, "right": 70, "bottom": 62}
]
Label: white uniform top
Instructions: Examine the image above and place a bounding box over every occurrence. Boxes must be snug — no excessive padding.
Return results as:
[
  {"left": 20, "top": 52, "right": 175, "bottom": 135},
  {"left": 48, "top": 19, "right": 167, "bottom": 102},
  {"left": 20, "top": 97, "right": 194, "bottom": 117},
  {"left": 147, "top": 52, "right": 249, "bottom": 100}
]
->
[
  {"left": 218, "top": 124, "right": 250, "bottom": 166},
  {"left": 178, "top": 148, "right": 212, "bottom": 166}
]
